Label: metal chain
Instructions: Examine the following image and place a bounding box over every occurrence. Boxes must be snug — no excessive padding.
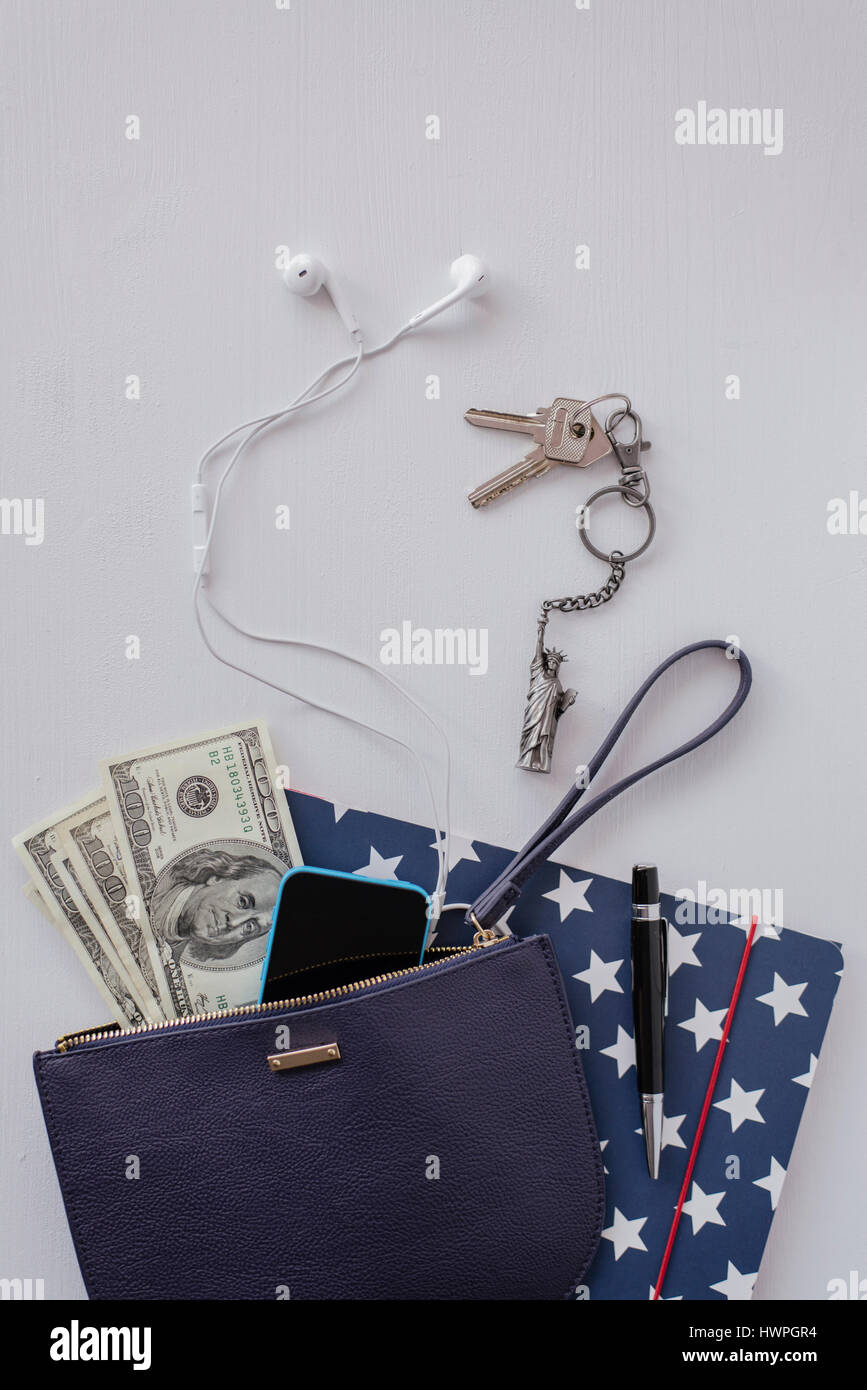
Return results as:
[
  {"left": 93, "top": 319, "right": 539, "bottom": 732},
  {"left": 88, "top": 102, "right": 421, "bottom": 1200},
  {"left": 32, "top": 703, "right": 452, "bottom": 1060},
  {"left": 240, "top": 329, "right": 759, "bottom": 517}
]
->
[{"left": 542, "top": 552, "right": 626, "bottom": 616}]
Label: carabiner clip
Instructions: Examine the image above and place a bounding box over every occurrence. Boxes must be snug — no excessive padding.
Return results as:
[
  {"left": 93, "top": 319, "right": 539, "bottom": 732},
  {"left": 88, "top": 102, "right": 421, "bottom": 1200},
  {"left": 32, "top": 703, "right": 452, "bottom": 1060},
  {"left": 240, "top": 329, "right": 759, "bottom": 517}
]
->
[{"left": 605, "top": 408, "right": 651, "bottom": 507}]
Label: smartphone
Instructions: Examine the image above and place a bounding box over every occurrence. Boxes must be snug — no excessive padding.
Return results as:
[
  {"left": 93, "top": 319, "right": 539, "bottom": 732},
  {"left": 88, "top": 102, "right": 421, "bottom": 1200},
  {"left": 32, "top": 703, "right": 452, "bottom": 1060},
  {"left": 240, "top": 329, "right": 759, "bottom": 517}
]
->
[{"left": 258, "top": 866, "right": 434, "bottom": 1004}]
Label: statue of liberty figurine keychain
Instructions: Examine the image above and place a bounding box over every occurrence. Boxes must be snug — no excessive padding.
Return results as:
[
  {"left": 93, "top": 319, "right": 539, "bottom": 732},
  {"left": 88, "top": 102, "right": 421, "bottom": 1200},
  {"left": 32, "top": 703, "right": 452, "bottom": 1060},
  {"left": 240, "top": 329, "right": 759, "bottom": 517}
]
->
[{"left": 516, "top": 397, "right": 656, "bottom": 773}]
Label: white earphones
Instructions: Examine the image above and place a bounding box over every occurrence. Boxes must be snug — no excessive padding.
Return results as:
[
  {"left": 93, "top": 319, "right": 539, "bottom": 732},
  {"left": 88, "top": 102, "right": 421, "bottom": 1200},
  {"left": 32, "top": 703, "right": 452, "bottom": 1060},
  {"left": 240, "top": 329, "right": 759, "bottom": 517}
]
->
[
  {"left": 194, "top": 249, "right": 491, "bottom": 927},
  {"left": 407, "top": 254, "right": 489, "bottom": 329},
  {"left": 283, "top": 253, "right": 363, "bottom": 342},
  {"left": 284, "top": 251, "right": 489, "bottom": 341}
]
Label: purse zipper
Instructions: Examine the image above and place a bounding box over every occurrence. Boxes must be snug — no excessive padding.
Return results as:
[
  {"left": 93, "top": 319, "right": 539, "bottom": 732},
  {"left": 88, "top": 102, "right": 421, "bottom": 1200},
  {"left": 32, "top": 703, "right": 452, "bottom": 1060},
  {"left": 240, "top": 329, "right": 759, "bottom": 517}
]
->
[{"left": 55, "top": 930, "right": 506, "bottom": 1054}]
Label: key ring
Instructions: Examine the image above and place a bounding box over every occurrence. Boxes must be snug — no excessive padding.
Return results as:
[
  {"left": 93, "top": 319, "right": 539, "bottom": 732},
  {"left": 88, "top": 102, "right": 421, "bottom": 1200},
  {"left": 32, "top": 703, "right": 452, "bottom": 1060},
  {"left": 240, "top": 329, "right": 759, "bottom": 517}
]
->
[
  {"left": 578, "top": 484, "right": 656, "bottom": 563},
  {"left": 579, "top": 391, "right": 632, "bottom": 417},
  {"left": 515, "top": 389, "right": 658, "bottom": 775}
]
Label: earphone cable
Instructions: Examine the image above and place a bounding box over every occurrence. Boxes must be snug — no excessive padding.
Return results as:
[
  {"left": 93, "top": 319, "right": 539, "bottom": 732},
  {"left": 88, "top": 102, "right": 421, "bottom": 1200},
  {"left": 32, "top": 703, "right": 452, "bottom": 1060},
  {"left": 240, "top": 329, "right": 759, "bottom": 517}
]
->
[{"left": 193, "top": 323, "right": 453, "bottom": 913}]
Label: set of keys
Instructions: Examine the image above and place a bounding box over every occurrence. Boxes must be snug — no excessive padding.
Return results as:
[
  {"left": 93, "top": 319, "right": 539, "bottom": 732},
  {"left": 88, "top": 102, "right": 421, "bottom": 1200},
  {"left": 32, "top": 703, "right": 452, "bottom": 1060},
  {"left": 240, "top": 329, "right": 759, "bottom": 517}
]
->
[
  {"left": 465, "top": 396, "right": 650, "bottom": 508},
  {"left": 464, "top": 391, "right": 658, "bottom": 774}
]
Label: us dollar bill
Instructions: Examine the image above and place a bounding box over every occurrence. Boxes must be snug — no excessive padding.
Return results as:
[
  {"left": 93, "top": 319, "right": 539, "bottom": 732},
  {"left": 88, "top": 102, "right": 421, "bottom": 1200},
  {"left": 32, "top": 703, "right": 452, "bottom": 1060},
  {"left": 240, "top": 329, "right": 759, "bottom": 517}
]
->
[
  {"left": 13, "top": 807, "right": 148, "bottom": 1027},
  {"left": 101, "top": 721, "right": 302, "bottom": 1019},
  {"left": 25, "top": 890, "right": 124, "bottom": 1026},
  {"left": 59, "top": 796, "right": 165, "bottom": 1021}
]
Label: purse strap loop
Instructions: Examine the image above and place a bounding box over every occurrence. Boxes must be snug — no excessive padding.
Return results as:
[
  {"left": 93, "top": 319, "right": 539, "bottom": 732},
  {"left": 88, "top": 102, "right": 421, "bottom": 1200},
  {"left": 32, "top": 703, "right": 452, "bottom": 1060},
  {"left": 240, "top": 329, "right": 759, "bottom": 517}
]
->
[{"left": 467, "top": 639, "right": 752, "bottom": 932}]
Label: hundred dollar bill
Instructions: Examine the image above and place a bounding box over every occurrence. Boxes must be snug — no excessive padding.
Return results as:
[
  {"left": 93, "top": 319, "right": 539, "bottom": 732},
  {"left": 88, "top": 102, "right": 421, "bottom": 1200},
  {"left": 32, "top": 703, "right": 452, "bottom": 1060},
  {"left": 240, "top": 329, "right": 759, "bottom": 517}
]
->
[
  {"left": 13, "top": 809, "right": 147, "bottom": 1027},
  {"left": 59, "top": 796, "right": 165, "bottom": 1022},
  {"left": 22, "top": 879, "right": 120, "bottom": 1024},
  {"left": 18, "top": 794, "right": 155, "bottom": 1019},
  {"left": 101, "top": 721, "right": 302, "bottom": 1018}
]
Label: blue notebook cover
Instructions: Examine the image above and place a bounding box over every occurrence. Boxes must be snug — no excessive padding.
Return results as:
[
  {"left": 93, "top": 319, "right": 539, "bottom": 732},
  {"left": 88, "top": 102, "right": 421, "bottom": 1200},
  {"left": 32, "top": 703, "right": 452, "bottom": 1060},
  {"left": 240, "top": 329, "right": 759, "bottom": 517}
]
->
[{"left": 286, "top": 789, "right": 844, "bottom": 1301}]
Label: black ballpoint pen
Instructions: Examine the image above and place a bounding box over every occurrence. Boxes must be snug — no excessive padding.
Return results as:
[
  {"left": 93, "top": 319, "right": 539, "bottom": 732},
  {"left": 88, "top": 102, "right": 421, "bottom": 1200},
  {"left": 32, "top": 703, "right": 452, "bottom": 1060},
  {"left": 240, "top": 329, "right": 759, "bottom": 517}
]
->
[{"left": 631, "top": 864, "right": 668, "bottom": 1180}]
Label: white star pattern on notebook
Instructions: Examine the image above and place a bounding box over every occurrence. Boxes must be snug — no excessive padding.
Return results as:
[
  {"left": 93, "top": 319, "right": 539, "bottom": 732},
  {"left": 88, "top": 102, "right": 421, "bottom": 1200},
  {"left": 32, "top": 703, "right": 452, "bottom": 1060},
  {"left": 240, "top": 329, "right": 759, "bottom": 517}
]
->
[
  {"left": 714, "top": 1078, "right": 766, "bottom": 1132},
  {"left": 601, "top": 1208, "right": 648, "bottom": 1261},
  {"left": 633, "top": 1112, "right": 686, "bottom": 1152},
  {"left": 710, "top": 1261, "right": 757, "bottom": 1300},
  {"left": 756, "top": 973, "right": 808, "bottom": 1026},
  {"left": 681, "top": 1182, "right": 727, "bottom": 1235},
  {"left": 666, "top": 922, "right": 702, "bottom": 974},
  {"left": 678, "top": 998, "right": 728, "bottom": 1051},
  {"left": 353, "top": 846, "right": 403, "bottom": 879},
  {"left": 753, "top": 1157, "right": 786, "bottom": 1211},
  {"left": 428, "top": 833, "right": 481, "bottom": 872},
  {"left": 543, "top": 869, "right": 593, "bottom": 921},
  {"left": 600, "top": 1025, "right": 635, "bottom": 1078},
  {"left": 792, "top": 1054, "right": 818, "bottom": 1089},
  {"left": 573, "top": 950, "right": 624, "bottom": 1002}
]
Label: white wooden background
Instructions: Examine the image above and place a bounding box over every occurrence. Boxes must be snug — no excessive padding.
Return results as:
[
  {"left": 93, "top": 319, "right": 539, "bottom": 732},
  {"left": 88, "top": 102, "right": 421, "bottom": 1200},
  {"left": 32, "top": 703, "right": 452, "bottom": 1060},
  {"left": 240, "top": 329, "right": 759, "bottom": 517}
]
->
[{"left": 2, "top": 0, "right": 865, "bottom": 1299}]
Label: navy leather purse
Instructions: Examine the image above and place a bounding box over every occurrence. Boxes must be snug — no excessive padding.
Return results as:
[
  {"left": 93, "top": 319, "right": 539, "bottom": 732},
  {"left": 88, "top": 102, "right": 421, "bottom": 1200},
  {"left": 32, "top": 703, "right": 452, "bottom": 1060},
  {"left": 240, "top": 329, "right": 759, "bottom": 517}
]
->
[{"left": 33, "top": 641, "right": 750, "bottom": 1301}]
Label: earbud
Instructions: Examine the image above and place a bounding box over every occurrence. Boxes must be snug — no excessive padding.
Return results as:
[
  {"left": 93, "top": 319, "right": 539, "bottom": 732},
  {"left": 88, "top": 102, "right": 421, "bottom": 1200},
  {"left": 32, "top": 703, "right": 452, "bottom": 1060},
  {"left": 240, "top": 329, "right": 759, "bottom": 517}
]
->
[
  {"left": 407, "top": 254, "right": 490, "bottom": 330},
  {"left": 283, "top": 251, "right": 489, "bottom": 340},
  {"left": 283, "top": 253, "right": 362, "bottom": 342}
]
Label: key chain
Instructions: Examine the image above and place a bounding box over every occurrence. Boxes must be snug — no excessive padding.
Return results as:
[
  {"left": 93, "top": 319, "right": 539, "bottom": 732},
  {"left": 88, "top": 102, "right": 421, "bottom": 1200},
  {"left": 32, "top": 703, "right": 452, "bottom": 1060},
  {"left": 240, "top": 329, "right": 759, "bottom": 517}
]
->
[{"left": 516, "top": 396, "right": 656, "bottom": 773}]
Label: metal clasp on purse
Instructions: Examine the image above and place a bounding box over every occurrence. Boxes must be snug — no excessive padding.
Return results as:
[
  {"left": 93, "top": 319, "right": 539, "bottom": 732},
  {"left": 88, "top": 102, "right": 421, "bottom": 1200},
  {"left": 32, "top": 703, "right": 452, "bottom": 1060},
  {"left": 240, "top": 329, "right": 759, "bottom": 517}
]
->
[{"left": 267, "top": 1042, "right": 341, "bottom": 1072}]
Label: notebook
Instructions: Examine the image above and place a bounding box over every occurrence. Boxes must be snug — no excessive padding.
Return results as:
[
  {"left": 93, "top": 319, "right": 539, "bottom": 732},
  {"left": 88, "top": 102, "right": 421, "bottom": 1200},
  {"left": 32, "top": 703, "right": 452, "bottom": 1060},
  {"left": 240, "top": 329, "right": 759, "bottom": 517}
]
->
[{"left": 286, "top": 789, "right": 844, "bottom": 1301}]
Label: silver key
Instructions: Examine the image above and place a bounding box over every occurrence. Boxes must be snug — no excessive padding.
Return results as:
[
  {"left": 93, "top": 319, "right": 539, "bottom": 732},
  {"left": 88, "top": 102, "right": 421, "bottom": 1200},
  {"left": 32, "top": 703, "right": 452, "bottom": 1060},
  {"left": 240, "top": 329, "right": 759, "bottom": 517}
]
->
[
  {"left": 466, "top": 399, "right": 614, "bottom": 508},
  {"left": 467, "top": 443, "right": 554, "bottom": 508}
]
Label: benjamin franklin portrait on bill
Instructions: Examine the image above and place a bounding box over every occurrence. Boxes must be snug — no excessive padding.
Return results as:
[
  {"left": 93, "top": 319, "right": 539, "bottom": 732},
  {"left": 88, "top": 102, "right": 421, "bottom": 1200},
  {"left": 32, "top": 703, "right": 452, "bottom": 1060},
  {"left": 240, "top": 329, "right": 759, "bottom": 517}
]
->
[{"left": 149, "top": 842, "right": 287, "bottom": 967}]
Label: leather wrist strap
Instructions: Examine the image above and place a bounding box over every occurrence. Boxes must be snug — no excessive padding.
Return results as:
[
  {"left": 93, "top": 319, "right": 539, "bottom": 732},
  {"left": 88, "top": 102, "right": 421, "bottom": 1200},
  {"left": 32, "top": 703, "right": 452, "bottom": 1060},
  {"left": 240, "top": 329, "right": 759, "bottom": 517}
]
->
[{"left": 468, "top": 639, "right": 752, "bottom": 932}]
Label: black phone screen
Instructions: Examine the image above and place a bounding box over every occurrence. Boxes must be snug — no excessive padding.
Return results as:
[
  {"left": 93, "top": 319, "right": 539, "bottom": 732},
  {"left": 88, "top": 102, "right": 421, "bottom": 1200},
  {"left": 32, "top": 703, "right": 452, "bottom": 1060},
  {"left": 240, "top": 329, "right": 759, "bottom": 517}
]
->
[{"left": 259, "top": 868, "right": 431, "bottom": 1003}]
